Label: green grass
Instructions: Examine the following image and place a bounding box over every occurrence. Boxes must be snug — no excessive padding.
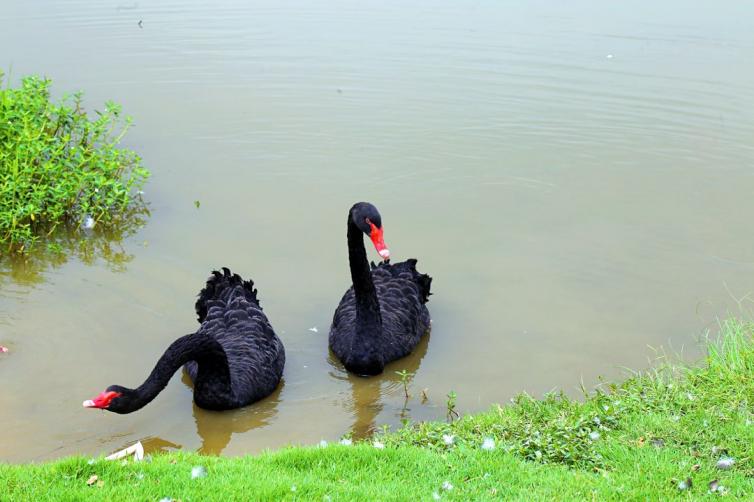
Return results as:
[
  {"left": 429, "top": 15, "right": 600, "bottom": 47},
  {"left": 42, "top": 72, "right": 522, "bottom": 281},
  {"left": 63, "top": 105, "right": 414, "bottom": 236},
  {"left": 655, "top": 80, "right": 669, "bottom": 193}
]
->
[
  {"left": 2, "top": 319, "right": 753, "bottom": 500},
  {"left": 0, "top": 73, "right": 148, "bottom": 255}
]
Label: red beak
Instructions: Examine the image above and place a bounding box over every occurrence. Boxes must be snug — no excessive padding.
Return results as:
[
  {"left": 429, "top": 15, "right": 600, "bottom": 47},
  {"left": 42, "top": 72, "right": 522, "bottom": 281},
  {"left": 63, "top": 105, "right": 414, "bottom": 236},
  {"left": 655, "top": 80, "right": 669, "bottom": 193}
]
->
[
  {"left": 368, "top": 221, "right": 390, "bottom": 261},
  {"left": 83, "top": 390, "right": 121, "bottom": 409}
]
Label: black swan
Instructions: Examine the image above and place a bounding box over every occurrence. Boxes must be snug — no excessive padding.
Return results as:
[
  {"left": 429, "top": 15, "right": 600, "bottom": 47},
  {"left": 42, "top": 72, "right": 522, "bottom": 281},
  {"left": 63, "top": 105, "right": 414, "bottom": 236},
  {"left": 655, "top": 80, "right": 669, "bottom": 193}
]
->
[
  {"left": 83, "top": 268, "right": 285, "bottom": 413},
  {"left": 329, "top": 202, "right": 432, "bottom": 376}
]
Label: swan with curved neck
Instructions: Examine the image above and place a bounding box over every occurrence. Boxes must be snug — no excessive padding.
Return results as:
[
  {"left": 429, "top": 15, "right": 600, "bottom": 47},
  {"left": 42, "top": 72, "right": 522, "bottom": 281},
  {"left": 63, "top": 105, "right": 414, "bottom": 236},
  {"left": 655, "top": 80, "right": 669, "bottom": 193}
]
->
[
  {"left": 84, "top": 268, "right": 285, "bottom": 413},
  {"left": 330, "top": 202, "right": 432, "bottom": 376}
]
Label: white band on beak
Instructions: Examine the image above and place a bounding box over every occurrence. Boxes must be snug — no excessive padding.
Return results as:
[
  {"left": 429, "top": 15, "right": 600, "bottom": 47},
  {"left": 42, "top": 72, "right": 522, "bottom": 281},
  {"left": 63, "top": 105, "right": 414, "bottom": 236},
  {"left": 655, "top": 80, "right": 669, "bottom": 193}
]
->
[
  {"left": 379, "top": 249, "right": 390, "bottom": 258},
  {"left": 83, "top": 400, "right": 96, "bottom": 408}
]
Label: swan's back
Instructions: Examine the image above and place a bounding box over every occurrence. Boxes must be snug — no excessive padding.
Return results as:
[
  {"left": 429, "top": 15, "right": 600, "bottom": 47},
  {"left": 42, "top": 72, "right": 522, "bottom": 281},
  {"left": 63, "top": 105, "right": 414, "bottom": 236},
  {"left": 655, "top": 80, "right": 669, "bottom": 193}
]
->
[
  {"left": 187, "top": 268, "right": 285, "bottom": 405},
  {"left": 330, "top": 259, "right": 431, "bottom": 365}
]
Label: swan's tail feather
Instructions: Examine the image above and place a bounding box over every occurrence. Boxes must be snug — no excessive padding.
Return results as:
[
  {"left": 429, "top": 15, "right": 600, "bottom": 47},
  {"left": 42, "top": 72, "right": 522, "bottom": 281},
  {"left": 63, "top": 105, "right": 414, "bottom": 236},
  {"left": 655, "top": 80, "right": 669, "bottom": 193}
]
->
[
  {"left": 416, "top": 269, "right": 432, "bottom": 304},
  {"left": 195, "top": 267, "right": 259, "bottom": 322}
]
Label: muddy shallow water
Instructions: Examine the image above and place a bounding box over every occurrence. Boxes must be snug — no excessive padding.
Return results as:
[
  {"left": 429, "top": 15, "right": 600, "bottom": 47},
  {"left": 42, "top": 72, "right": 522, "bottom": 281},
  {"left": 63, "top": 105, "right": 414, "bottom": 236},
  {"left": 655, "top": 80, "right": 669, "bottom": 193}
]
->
[{"left": 1, "top": 0, "right": 754, "bottom": 462}]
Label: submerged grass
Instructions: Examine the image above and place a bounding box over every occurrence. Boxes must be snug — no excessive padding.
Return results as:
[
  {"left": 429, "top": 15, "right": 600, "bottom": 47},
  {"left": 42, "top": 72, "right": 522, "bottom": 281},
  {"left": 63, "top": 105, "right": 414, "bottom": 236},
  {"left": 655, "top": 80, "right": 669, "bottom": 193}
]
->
[
  {"left": 0, "top": 72, "right": 148, "bottom": 254},
  {"left": 2, "top": 319, "right": 753, "bottom": 500}
]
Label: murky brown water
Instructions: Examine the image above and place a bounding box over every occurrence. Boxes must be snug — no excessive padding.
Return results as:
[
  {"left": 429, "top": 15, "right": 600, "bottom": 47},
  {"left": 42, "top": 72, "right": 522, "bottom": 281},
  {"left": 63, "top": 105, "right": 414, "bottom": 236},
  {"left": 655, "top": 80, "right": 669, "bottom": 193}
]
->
[{"left": 1, "top": 0, "right": 754, "bottom": 462}]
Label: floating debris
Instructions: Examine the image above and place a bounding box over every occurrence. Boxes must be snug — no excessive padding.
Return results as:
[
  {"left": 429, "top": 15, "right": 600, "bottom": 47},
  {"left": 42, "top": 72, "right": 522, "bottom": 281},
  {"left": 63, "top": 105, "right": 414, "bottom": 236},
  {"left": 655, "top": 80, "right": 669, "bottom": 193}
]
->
[
  {"left": 606, "top": 54, "right": 614, "bottom": 59},
  {"left": 441, "top": 481, "right": 454, "bottom": 491},
  {"left": 86, "top": 475, "right": 99, "bottom": 486},
  {"left": 373, "top": 441, "right": 385, "bottom": 449},
  {"left": 82, "top": 215, "right": 95, "bottom": 230},
  {"left": 589, "top": 431, "right": 601, "bottom": 441},
  {"left": 105, "top": 441, "right": 144, "bottom": 462},
  {"left": 481, "top": 437, "right": 496, "bottom": 451},
  {"left": 442, "top": 434, "right": 455, "bottom": 446},
  {"left": 677, "top": 477, "right": 692, "bottom": 491},
  {"left": 716, "top": 457, "right": 735, "bottom": 470},
  {"left": 308, "top": 327, "right": 319, "bottom": 333},
  {"left": 340, "top": 438, "right": 352, "bottom": 446},
  {"left": 650, "top": 439, "right": 665, "bottom": 448},
  {"left": 191, "top": 466, "right": 208, "bottom": 479}
]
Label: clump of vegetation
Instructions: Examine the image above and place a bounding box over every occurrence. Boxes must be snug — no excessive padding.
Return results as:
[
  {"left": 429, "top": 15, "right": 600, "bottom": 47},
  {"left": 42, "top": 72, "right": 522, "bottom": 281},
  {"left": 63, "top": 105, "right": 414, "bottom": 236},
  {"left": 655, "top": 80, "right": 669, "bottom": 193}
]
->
[{"left": 0, "top": 73, "right": 149, "bottom": 254}]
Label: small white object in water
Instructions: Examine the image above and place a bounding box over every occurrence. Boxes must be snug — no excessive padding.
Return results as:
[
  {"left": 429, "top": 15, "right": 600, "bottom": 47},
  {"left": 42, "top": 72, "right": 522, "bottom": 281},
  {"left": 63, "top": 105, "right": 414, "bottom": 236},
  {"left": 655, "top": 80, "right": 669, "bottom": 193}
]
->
[
  {"left": 606, "top": 54, "right": 614, "bottom": 59},
  {"left": 82, "top": 215, "right": 95, "bottom": 230},
  {"left": 716, "top": 457, "right": 735, "bottom": 470},
  {"left": 589, "top": 431, "right": 601, "bottom": 441},
  {"left": 105, "top": 441, "right": 144, "bottom": 462},
  {"left": 191, "top": 466, "right": 208, "bottom": 479},
  {"left": 319, "top": 440, "right": 328, "bottom": 448},
  {"left": 340, "top": 438, "right": 352, "bottom": 446},
  {"left": 481, "top": 437, "right": 495, "bottom": 451},
  {"left": 373, "top": 441, "right": 385, "bottom": 449},
  {"left": 442, "top": 481, "right": 454, "bottom": 491},
  {"left": 308, "top": 327, "right": 318, "bottom": 333},
  {"left": 442, "top": 434, "right": 455, "bottom": 446}
]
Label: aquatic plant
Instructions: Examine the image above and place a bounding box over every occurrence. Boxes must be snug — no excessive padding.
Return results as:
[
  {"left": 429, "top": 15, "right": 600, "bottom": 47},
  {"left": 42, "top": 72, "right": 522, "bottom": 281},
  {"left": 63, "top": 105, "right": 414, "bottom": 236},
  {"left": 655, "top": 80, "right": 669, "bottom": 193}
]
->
[
  {"left": 446, "top": 391, "right": 459, "bottom": 422},
  {"left": 0, "top": 73, "right": 149, "bottom": 254},
  {"left": 395, "top": 369, "right": 413, "bottom": 399}
]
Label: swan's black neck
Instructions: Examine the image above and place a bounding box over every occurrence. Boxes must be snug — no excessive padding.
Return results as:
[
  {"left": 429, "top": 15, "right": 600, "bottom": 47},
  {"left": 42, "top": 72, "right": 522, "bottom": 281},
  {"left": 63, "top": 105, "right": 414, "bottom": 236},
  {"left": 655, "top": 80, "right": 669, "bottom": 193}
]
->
[
  {"left": 122, "top": 333, "right": 231, "bottom": 413},
  {"left": 347, "top": 212, "right": 382, "bottom": 339}
]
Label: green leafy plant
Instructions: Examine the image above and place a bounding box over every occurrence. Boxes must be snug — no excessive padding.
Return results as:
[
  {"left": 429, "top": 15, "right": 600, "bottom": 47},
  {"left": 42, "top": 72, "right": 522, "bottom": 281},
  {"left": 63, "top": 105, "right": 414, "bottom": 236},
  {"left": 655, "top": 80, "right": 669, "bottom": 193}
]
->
[
  {"left": 395, "top": 369, "right": 413, "bottom": 399},
  {"left": 446, "top": 391, "right": 459, "bottom": 422},
  {"left": 0, "top": 73, "right": 149, "bottom": 254}
]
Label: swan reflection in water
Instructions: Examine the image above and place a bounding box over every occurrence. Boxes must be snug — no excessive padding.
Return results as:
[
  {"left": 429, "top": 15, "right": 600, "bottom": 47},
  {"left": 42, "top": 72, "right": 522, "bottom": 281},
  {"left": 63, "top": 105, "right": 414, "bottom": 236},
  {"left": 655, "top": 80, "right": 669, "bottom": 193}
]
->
[
  {"left": 186, "top": 372, "right": 284, "bottom": 455},
  {"left": 329, "top": 332, "right": 431, "bottom": 439},
  {"left": 120, "top": 377, "right": 283, "bottom": 457}
]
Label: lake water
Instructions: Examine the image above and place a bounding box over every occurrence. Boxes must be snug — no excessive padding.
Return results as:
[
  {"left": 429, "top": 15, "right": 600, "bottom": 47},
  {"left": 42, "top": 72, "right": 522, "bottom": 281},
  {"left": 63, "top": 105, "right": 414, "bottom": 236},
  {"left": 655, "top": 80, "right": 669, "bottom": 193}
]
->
[{"left": 1, "top": 0, "right": 753, "bottom": 462}]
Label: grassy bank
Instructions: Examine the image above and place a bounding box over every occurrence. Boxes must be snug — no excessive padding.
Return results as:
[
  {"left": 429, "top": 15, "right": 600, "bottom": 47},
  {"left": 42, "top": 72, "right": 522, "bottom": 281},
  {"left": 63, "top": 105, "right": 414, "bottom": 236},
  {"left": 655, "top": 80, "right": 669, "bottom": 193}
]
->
[{"left": 2, "top": 319, "right": 753, "bottom": 500}]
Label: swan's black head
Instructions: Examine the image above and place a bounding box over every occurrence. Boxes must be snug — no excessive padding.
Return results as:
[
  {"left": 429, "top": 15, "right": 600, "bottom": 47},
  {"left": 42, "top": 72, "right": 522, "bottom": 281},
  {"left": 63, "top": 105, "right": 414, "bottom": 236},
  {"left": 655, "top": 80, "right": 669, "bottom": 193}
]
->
[
  {"left": 83, "top": 385, "right": 138, "bottom": 414},
  {"left": 350, "top": 202, "right": 390, "bottom": 261}
]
